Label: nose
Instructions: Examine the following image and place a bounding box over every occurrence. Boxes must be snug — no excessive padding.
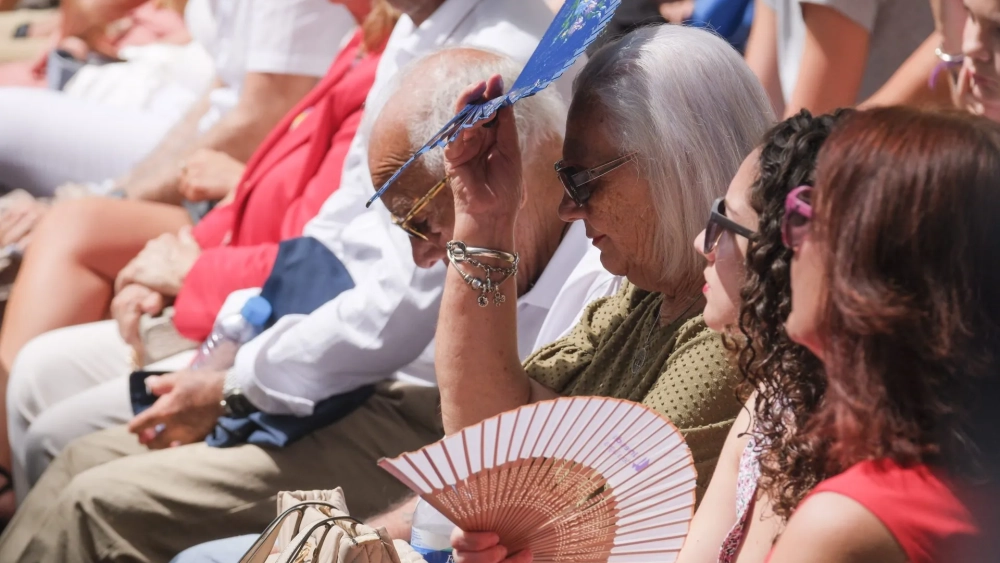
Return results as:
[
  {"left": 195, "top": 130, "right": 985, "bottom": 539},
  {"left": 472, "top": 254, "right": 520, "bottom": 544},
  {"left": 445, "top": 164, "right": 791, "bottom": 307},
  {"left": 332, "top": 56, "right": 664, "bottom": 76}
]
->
[
  {"left": 557, "top": 192, "right": 586, "bottom": 223},
  {"left": 694, "top": 229, "right": 714, "bottom": 261},
  {"left": 411, "top": 238, "right": 446, "bottom": 269}
]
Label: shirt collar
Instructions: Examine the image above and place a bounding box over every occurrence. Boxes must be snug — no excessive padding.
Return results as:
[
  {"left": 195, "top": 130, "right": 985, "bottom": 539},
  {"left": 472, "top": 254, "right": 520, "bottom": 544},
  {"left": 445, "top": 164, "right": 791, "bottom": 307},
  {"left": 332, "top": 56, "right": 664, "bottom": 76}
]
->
[
  {"left": 519, "top": 221, "right": 590, "bottom": 310},
  {"left": 395, "top": 0, "right": 483, "bottom": 55}
]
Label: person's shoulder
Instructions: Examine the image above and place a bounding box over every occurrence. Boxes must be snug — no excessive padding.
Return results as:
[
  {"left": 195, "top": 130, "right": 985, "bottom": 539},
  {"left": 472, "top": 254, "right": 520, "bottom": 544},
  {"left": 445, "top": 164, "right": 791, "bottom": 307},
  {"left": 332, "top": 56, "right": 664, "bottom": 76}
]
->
[
  {"left": 461, "top": 0, "right": 556, "bottom": 53},
  {"left": 671, "top": 315, "right": 724, "bottom": 358},
  {"left": 768, "top": 490, "right": 907, "bottom": 563}
]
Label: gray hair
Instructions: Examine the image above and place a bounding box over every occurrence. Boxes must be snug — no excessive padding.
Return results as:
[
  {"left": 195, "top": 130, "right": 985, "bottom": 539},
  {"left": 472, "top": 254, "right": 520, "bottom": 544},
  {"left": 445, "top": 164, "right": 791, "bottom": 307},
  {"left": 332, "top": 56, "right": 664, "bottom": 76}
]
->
[
  {"left": 574, "top": 24, "right": 774, "bottom": 290},
  {"left": 374, "top": 47, "right": 568, "bottom": 178}
]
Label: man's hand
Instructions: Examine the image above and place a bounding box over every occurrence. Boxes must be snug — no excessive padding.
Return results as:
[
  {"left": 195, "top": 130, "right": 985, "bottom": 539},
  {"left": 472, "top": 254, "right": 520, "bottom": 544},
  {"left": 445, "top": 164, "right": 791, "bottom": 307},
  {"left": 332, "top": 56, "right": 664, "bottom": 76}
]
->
[
  {"left": 178, "top": 149, "right": 246, "bottom": 203},
  {"left": 116, "top": 226, "right": 201, "bottom": 296},
  {"left": 111, "top": 283, "right": 165, "bottom": 353},
  {"left": 127, "top": 369, "right": 226, "bottom": 449}
]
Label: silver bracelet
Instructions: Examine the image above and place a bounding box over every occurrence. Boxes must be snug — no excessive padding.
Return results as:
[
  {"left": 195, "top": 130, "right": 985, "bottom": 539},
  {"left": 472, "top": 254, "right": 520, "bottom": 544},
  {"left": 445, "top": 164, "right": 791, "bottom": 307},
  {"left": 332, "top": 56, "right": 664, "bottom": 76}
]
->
[
  {"left": 446, "top": 241, "right": 517, "bottom": 264},
  {"left": 446, "top": 241, "right": 519, "bottom": 307},
  {"left": 935, "top": 46, "right": 963, "bottom": 64}
]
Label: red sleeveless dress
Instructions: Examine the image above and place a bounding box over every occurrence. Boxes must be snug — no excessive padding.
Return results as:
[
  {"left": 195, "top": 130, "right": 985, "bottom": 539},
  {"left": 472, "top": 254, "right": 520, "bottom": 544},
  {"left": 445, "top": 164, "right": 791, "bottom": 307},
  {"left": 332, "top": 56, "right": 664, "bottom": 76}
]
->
[{"left": 795, "top": 460, "right": 998, "bottom": 562}]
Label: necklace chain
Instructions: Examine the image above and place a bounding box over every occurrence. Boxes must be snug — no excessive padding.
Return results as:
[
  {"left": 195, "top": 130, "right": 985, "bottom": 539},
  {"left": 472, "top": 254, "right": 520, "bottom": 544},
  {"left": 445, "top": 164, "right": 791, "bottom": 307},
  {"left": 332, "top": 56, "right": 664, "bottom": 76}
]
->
[{"left": 630, "top": 297, "right": 700, "bottom": 375}]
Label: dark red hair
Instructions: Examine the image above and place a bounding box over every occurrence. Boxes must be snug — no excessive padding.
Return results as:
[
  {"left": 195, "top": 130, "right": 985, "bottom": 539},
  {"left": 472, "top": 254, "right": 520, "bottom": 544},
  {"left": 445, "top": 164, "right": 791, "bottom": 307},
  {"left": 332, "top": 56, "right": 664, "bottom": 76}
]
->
[{"left": 805, "top": 107, "right": 1000, "bottom": 479}]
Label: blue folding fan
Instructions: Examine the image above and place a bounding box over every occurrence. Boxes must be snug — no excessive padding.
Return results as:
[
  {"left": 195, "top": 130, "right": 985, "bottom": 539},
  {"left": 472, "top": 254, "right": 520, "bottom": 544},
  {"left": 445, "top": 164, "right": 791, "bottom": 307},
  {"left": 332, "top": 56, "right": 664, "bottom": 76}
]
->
[{"left": 366, "top": 0, "right": 621, "bottom": 207}]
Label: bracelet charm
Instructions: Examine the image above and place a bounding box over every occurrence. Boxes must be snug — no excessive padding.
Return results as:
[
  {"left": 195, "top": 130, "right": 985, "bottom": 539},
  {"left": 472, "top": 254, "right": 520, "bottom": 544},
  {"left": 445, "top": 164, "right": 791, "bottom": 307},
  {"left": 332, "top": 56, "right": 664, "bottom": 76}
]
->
[{"left": 446, "top": 241, "right": 519, "bottom": 307}]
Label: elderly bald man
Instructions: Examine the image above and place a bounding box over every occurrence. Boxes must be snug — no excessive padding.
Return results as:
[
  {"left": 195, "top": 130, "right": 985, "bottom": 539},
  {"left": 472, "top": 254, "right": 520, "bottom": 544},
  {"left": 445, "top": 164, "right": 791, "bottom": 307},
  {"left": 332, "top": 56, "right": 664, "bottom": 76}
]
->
[{"left": 0, "top": 47, "right": 613, "bottom": 563}]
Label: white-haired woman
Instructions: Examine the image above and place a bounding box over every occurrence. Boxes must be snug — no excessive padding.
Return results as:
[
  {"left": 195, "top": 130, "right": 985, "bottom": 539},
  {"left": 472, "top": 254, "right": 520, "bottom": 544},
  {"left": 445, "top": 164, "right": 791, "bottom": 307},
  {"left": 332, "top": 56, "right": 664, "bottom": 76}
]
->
[{"left": 428, "top": 24, "right": 773, "bottom": 563}]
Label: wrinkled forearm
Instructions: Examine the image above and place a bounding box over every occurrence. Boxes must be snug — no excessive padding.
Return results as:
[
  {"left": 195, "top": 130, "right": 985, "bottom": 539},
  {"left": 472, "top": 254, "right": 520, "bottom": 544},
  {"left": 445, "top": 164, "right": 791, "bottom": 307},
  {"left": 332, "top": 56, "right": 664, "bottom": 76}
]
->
[{"left": 435, "top": 215, "right": 533, "bottom": 435}]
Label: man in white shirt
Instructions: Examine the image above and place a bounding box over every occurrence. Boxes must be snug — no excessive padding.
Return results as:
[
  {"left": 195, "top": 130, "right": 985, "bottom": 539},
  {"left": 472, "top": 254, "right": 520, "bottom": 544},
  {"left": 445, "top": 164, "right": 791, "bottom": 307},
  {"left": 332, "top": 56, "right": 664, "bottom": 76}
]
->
[
  {"left": 222, "top": 0, "right": 582, "bottom": 417},
  {"left": 0, "top": 5, "right": 607, "bottom": 562}
]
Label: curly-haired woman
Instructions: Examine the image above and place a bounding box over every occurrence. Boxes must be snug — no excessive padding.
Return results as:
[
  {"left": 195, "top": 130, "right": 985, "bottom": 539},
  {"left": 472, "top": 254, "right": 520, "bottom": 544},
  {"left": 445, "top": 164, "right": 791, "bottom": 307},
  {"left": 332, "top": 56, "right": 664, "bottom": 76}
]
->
[
  {"left": 770, "top": 107, "right": 1000, "bottom": 562},
  {"left": 677, "top": 110, "right": 845, "bottom": 563}
]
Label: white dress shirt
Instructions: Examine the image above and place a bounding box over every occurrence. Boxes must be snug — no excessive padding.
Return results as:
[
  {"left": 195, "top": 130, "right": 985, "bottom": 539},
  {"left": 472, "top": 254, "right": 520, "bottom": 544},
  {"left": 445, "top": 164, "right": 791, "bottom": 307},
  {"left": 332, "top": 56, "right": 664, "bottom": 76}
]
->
[
  {"left": 195, "top": 0, "right": 354, "bottom": 132},
  {"left": 227, "top": 0, "right": 590, "bottom": 416}
]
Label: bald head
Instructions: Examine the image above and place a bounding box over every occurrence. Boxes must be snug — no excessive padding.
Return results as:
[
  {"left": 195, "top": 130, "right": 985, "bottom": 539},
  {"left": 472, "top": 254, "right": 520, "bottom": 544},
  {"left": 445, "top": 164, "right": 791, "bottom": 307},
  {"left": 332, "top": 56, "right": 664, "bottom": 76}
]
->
[
  {"left": 368, "top": 46, "right": 569, "bottom": 272},
  {"left": 368, "top": 49, "right": 508, "bottom": 192}
]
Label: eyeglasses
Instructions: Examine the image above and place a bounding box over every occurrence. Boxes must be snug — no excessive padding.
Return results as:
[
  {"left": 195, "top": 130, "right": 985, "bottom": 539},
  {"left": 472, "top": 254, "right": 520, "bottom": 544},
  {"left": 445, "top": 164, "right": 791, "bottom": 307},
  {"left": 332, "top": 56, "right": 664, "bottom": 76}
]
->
[
  {"left": 703, "top": 197, "right": 756, "bottom": 254},
  {"left": 554, "top": 153, "right": 636, "bottom": 206},
  {"left": 782, "top": 185, "right": 813, "bottom": 251},
  {"left": 391, "top": 177, "right": 447, "bottom": 241}
]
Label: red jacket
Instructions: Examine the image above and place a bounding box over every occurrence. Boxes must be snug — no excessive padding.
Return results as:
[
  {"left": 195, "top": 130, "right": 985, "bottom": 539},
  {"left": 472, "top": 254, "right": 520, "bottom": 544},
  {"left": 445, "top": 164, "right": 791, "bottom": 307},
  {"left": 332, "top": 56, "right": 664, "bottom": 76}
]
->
[{"left": 173, "top": 30, "right": 379, "bottom": 340}]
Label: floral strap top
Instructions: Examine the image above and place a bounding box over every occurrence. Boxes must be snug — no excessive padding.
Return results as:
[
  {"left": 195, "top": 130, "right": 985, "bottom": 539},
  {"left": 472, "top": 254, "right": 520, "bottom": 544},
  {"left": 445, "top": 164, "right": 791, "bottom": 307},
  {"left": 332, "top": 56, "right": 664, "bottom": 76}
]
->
[{"left": 718, "top": 436, "right": 761, "bottom": 563}]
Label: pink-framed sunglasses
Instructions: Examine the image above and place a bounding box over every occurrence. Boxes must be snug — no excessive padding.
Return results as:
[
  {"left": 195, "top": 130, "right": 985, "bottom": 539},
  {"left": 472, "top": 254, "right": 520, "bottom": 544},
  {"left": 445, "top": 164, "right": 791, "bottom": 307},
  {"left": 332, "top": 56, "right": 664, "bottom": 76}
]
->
[{"left": 782, "top": 185, "right": 813, "bottom": 250}]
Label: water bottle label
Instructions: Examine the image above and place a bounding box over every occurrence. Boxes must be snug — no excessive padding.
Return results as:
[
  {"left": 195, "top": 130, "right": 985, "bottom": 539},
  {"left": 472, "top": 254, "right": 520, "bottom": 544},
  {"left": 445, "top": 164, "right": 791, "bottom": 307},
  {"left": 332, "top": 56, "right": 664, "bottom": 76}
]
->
[{"left": 412, "top": 546, "right": 454, "bottom": 563}]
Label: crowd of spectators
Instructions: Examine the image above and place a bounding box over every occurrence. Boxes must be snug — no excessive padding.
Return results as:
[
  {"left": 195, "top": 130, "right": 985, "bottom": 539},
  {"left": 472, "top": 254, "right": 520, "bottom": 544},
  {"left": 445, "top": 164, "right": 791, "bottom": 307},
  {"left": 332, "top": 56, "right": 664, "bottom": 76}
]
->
[{"left": 0, "top": 0, "right": 995, "bottom": 562}]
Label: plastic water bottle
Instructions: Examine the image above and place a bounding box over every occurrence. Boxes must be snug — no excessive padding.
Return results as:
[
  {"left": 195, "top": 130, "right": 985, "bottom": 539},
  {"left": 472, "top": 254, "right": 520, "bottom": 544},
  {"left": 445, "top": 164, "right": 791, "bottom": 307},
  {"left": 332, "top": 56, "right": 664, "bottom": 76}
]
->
[
  {"left": 189, "top": 296, "right": 272, "bottom": 370},
  {"left": 410, "top": 500, "right": 456, "bottom": 563}
]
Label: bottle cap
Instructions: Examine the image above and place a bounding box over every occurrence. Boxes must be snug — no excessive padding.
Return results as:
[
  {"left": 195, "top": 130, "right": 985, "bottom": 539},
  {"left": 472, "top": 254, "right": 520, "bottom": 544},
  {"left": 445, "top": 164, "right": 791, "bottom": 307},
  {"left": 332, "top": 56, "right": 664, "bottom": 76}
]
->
[{"left": 240, "top": 296, "right": 273, "bottom": 328}]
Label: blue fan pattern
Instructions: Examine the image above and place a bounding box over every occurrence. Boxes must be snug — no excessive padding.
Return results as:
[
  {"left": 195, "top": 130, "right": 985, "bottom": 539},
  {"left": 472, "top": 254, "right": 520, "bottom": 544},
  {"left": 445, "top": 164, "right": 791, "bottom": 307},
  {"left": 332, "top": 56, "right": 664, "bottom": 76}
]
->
[{"left": 367, "top": 0, "right": 621, "bottom": 207}]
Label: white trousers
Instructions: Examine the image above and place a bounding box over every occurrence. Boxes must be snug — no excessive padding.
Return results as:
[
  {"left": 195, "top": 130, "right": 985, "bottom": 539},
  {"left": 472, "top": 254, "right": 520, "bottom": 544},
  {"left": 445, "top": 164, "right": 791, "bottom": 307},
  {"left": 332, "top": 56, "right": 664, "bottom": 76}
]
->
[
  {"left": 6, "top": 320, "right": 192, "bottom": 500},
  {"left": 0, "top": 88, "right": 175, "bottom": 197}
]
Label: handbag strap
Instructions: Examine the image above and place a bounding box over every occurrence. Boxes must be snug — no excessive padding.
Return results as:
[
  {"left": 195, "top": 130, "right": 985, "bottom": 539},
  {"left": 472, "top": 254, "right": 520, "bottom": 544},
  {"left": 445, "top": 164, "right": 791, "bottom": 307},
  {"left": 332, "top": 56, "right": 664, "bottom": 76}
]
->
[
  {"left": 287, "top": 515, "right": 366, "bottom": 559},
  {"left": 240, "top": 502, "right": 365, "bottom": 563}
]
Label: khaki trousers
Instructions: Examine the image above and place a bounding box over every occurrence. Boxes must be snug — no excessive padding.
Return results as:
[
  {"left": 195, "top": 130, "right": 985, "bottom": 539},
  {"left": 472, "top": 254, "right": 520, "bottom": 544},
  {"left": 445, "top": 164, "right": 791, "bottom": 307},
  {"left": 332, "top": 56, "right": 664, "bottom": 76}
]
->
[
  {"left": 0, "top": 9, "right": 54, "bottom": 64},
  {"left": 7, "top": 320, "right": 194, "bottom": 500},
  {"left": 0, "top": 382, "right": 443, "bottom": 563}
]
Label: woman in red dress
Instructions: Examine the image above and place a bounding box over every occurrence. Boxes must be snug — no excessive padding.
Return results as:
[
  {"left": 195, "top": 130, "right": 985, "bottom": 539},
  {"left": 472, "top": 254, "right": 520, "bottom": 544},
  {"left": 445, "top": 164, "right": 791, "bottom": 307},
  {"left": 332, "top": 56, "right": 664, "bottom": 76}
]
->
[{"left": 769, "top": 106, "right": 1000, "bottom": 563}]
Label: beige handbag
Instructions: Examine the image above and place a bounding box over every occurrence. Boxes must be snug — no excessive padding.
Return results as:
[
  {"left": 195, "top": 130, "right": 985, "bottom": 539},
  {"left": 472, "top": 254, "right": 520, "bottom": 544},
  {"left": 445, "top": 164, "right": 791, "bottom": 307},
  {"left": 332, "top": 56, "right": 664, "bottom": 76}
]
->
[
  {"left": 240, "top": 488, "right": 423, "bottom": 563},
  {"left": 136, "top": 307, "right": 199, "bottom": 366}
]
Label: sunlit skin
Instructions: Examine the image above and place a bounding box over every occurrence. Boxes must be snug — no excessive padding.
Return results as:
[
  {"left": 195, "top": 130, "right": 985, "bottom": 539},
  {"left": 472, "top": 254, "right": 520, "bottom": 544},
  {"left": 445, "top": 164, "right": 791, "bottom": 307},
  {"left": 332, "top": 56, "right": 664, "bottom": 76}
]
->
[
  {"left": 367, "top": 50, "right": 566, "bottom": 298},
  {"left": 785, "top": 215, "right": 827, "bottom": 361},
  {"left": 958, "top": 0, "right": 1000, "bottom": 119},
  {"left": 556, "top": 99, "right": 665, "bottom": 293},
  {"left": 693, "top": 151, "right": 758, "bottom": 333}
]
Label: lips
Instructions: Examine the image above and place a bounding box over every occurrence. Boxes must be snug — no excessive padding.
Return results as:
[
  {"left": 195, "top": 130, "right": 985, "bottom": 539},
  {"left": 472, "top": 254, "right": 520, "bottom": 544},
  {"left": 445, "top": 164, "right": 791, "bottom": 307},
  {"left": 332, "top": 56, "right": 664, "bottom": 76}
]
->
[{"left": 591, "top": 234, "right": 605, "bottom": 246}]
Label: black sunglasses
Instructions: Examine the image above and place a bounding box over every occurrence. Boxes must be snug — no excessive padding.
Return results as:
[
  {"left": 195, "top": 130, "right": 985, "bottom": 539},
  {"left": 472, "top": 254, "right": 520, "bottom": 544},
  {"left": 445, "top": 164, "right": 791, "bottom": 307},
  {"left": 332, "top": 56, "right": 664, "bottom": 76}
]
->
[
  {"left": 703, "top": 197, "right": 755, "bottom": 254},
  {"left": 554, "top": 153, "right": 636, "bottom": 206}
]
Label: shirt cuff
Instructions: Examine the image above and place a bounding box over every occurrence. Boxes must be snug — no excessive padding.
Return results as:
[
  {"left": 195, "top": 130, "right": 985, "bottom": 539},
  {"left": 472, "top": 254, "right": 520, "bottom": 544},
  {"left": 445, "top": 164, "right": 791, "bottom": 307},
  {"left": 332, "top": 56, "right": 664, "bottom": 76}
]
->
[{"left": 231, "top": 324, "right": 316, "bottom": 417}]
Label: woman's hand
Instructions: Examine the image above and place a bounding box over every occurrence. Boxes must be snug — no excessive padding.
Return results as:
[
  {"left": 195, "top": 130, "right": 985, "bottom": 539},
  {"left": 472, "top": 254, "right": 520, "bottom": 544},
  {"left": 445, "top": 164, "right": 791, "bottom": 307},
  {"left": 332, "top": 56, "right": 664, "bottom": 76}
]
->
[
  {"left": 444, "top": 75, "right": 524, "bottom": 225},
  {"left": 451, "top": 529, "right": 532, "bottom": 563},
  {"left": 179, "top": 149, "right": 246, "bottom": 202},
  {"left": 954, "top": 65, "right": 1000, "bottom": 120},
  {"left": 0, "top": 197, "right": 49, "bottom": 250},
  {"left": 116, "top": 227, "right": 201, "bottom": 296}
]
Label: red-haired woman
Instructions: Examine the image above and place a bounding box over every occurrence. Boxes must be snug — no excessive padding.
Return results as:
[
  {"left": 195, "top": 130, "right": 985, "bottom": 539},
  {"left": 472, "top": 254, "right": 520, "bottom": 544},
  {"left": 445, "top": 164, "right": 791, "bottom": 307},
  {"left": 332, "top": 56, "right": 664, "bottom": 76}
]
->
[{"left": 770, "top": 106, "right": 1000, "bottom": 562}]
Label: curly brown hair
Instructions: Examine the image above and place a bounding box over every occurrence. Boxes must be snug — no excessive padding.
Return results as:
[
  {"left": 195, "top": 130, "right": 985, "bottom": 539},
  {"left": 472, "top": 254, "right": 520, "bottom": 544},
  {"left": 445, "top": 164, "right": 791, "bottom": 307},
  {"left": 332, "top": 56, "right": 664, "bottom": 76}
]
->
[
  {"left": 736, "top": 109, "right": 851, "bottom": 519},
  {"left": 803, "top": 107, "right": 1000, "bottom": 481}
]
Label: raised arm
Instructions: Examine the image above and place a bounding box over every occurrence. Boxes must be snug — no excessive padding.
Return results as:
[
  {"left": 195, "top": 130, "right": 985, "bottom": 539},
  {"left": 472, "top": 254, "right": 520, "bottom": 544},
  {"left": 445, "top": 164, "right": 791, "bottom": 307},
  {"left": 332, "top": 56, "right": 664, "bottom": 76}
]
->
[
  {"left": 859, "top": 33, "right": 952, "bottom": 109},
  {"left": 436, "top": 77, "right": 557, "bottom": 435},
  {"left": 783, "top": 3, "right": 871, "bottom": 117},
  {"left": 744, "top": 0, "right": 785, "bottom": 118}
]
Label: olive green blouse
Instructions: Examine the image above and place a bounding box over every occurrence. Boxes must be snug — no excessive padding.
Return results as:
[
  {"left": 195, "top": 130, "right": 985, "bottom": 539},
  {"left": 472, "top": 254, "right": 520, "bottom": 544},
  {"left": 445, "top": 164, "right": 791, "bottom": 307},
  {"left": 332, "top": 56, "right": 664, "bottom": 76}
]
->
[{"left": 524, "top": 281, "right": 741, "bottom": 499}]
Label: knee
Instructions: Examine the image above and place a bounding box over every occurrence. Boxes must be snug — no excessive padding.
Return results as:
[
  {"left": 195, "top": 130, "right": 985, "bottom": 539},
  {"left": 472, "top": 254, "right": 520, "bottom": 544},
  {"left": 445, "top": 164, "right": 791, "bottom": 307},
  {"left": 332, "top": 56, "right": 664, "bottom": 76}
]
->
[
  {"left": 56, "top": 463, "right": 135, "bottom": 526},
  {"left": 29, "top": 198, "right": 107, "bottom": 260},
  {"left": 6, "top": 333, "right": 62, "bottom": 429}
]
